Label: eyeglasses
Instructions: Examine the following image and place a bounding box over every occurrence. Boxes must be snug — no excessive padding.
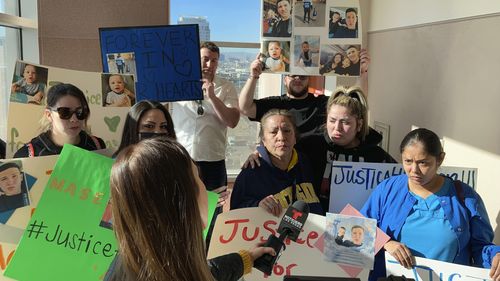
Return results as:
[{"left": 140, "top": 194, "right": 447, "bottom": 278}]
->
[
  {"left": 50, "top": 107, "right": 88, "bottom": 120},
  {"left": 286, "top": 75, "right": 308, "bottom": 80},
  {"left": 196, "top": 100, "right": 204, "bottom": 116}
]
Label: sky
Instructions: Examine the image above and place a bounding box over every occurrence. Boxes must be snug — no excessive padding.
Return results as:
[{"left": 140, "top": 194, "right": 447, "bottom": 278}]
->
[{"left": 169, "top": 0, "right": 261, "bottom": 43}]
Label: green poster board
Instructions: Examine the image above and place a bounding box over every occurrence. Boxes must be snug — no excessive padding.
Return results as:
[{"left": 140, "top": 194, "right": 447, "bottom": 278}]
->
[
  {"left": 5, "top": 145, "right": 117, "bottom": 281},
  {"left": 203, "top": 191, "right": 219, "bottom": 239}
]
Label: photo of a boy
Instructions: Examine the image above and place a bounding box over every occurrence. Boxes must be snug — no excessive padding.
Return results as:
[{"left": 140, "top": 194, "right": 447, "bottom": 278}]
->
[
  {"left": 102, "top": 74, "right": 136, "bottom": 107},
  {"left": 261, "top": 40, "right": 290, "bottom": 72},
  {"left": 10, "top": 63, "right": 48, "bottom": 105},
  {"left": 0, "top": 162, "right": 30, "bottom": 213}
]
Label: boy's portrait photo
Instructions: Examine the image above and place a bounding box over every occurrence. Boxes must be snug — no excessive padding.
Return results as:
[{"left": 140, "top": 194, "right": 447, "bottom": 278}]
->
[
  {"left": 328, "top": 7, "right": 359, "bottom": 39},
  {"left": 105, "top": 52, "right": 137, "bottom": 79},
  {"left": 0, "top": 161, "right": 31, "bottom": 213},
  {"left": 293, "top": 0, "right": 325, "bottom": 28},
  {"left": 293, "top": 35, "right": 320, "bottom": 68},
  {"left": 10, "top": 61, "right": 49, "bottom": 105},
  {"left": 324, "top": 213, "right": 376, "bottom": 269},
  {"left": 260, "top": 40, "right": 290, "bottom": 73},
  {"left": 101, "top": 73, "right": 136, "bottom": 107}
]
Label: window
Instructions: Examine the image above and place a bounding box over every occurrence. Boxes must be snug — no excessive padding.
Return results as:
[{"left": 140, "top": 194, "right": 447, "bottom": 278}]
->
[
  {"left": 170, "top": 0, "right": 284, "bottom": 177},
  {"left": 0, "top": 0, "right": 38, "bottom": 142}
]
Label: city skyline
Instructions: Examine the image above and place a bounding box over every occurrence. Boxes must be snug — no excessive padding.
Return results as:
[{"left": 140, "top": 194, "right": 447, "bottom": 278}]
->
[{"left": 170, "top": 0, "right": 261, "bottom": 43}]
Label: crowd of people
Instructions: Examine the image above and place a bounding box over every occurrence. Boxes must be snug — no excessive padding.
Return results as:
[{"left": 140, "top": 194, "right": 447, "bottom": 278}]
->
[{"left": 1, "top": 39, "right": 499, "bottom": 281}]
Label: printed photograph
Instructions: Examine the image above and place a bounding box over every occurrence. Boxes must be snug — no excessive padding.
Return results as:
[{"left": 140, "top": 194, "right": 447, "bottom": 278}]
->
[
  {"left": 293, "top": 0, "right": 326, "bottom": 28},
  {"left": 10, "top": 61, "right": 49, "bottom": 105},
  {"left": 0, "top": 161, "right": 31, "bottom": 213},
  {"left": 319, "top": 44, "right": 361, "bottom": 76},
  {"left": 324, "top": 213, "right": 376, "bottom": 269},
  {"left": 105, "top": 52, "right": 137, "bottom": 79},
  {"left": 328, "top": 7, "right": 359, "bottom": 39},
  {"left": 260, "top": 40, "right": 291, "bottom": 73},
  {"left": 262, "top": 0, "right": 293, "bottom": 37},
  {"left": 101, "top": 73, "right": 136, "bottom": 107},
  {"left": 293, "top": 35, "right": 320, "bottom": 68}
]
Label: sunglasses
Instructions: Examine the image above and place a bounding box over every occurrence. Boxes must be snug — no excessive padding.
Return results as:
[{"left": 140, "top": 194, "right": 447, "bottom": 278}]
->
[
  {"left": 51, "top": 107, "right": 88, "bottom": 120},
  {"left": 196, "top": 100, "right": 204, "bottom": 116},
  {"left": 286, "top": 75, "right": 308, "bottom": 80}
]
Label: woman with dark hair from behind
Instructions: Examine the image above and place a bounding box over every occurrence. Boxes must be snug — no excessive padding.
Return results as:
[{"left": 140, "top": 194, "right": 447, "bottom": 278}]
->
[
  {"left": 106, "top": 137, "right": 275, "bottom": 281},
  {"left": 13, "top": 83, "right": 105, "bottom": 158},
  {"left": 113, "top": 100, "right": 176, "bottom": 157}
]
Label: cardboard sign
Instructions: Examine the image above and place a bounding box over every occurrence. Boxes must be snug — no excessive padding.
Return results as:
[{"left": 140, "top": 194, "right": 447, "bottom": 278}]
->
[
  {"left": 207, "top": 208, "right": 369, "bottom": 280},
  {"left": 0, "top": 154, "right": 57, "bottom": 280},
  {"left": 99, "top": 24, "right": 203, "bottom": 102},
  {"left": 6, "top": 61, "right": 130, "bottom": 159},
  {"left": 4, "top": 145, "right": 116, "bottom": 281},
  {"left": 329, "top": 162, "right": 477, "bottom": 213},
  {"left": 385, "top": 255, "right": 491, "bottom": 281},
  {"left": 260, "top": 0, "right": 362, "bottom": 76}
]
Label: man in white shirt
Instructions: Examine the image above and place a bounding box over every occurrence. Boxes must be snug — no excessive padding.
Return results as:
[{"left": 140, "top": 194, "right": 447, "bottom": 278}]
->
[{"left": 172, "top": 41, "right": 239, "bottom": 203}]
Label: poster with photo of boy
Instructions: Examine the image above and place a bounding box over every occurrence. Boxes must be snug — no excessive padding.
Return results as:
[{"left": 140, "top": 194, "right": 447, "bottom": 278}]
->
[
  {"left": 10, "top": 61, "right": 49, "bottom": 105},
  {"left": 324, "top": 213, "right": 376, "bottom": 269},
  {"left": 105, "top": 52, "right": 137, "bottom": 79},
  {"left": 0, "top": 161, "right": 30, "bottom": 213},
  {"left": 260, "top": 0, "right": 362, "bottom": 76}
]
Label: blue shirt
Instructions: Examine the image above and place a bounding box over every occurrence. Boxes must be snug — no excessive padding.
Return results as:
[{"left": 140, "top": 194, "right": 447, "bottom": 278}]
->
[
  {"left": 361, "top": 174, "right": 500, "bottom": 281},
  {"left": 398, "top": 182, "right": 458, "bottom": 262}
]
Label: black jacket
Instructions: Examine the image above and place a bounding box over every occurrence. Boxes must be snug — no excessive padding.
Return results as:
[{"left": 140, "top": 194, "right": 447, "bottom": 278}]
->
[
  {"left": 13, "top": 131, "right": 105, "bottom": 158},
  {"left": 298, "top": 128, "right": 397, "bottom": 213},
  {"left": 104, "top": 253, "right": 245, "bottom": 281},
  {"left": 0, "top": 139, "right": 5, "bottom": 159}
]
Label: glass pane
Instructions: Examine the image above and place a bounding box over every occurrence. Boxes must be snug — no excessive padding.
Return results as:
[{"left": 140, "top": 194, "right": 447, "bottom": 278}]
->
[
  {"left": 0, "top": 26, "right": 21, "bottom": 141},
  {"left": 0, "top": 0, "right": 19, "bottom": 15},
  {"left": 170, "top": 0, "right": 260, "bottom": 43},
  {"left": 218, "top": 47, "right": 261, "bottom": 174}
]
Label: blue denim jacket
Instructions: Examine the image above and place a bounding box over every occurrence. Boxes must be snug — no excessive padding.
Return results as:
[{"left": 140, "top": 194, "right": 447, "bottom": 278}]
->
[{"left": 361, "top": 174, "right": 499, "bottom": 280}]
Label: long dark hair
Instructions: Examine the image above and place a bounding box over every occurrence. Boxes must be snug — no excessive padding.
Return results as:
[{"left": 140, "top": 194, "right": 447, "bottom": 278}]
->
[
  {"left": 114, "top": 100, "right": 176, "bottom": 157},
  {"left": 110, "top": 137, "right": 213, "bottom": 281}
]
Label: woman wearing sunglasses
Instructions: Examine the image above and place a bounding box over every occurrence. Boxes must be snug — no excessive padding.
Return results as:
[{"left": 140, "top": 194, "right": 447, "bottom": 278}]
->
[{"left": 14, "top": 83, "right": 105, "bottom": 158}]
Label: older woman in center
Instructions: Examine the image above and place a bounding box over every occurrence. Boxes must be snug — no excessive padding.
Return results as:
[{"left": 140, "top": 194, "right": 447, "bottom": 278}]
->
[{"left": 230, "top": 109, "right": 322, "bottom": 216}]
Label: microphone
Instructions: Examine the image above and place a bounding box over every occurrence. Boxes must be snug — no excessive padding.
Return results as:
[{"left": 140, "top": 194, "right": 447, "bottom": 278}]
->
[{"left": 254, "top": 200, "right": 310, "bottom": 275}]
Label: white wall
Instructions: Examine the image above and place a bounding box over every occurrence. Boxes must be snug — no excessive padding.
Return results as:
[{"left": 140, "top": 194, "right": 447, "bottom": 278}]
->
[
  {"left": 369, "top": 0, "right": 500, "bottom": 31},
  {"left": 367, "top": 2, "right": 500, "bottom": 241}
]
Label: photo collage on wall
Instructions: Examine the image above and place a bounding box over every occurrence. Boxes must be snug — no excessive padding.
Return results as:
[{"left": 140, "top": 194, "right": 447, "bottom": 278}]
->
[{"left": 261, "top": 0, "right": 362, "bottom": 76}]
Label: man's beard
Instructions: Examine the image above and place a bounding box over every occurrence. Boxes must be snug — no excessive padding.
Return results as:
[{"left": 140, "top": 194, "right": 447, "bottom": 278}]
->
[{"left": 287, "top": 85, "right": 308, "bottom": 98}]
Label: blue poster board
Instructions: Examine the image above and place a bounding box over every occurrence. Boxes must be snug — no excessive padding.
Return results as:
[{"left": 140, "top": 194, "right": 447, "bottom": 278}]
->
[{"left": 99, "top": 24, "right": 202, "bottom": 102}]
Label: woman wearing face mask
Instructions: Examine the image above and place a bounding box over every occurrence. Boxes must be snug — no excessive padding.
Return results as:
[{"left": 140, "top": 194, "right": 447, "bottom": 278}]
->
[
  {"left": 361, "top": 128, "right": 500, "bottom": 281},
  {"left": 113, "top": 100, "right": 176, "bottom": 157},
  {"left": 14, "top": 83, "right": 105, "bottom": 158},
  {"left": 105, "top": 137, "right": 275, "bottom": 281}
]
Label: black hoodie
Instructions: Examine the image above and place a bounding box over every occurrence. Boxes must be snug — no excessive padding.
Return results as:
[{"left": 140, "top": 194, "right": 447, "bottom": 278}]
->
[{"left": 297, "top": 128, "right": 396, "bottom": 213}]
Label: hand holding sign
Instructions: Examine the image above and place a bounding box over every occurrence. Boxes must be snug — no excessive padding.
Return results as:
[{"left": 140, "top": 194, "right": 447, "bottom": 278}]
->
[{"left": 384, "top": 240, "right": 415, "bottom": 269}]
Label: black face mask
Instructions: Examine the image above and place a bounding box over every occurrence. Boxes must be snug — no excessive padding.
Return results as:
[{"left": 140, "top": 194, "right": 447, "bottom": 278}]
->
[{"left": 139, "top": 132, "right": 168, "bottom": 140}]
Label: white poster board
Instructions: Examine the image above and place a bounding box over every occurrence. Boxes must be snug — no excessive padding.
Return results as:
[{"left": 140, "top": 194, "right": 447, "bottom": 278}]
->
[
  {"left": 329, "top": 162, "right": 477, "bottom": 213},
  {"left": 386, "top": 255, "right": 491, "bottom": 281},
  {"left": 261, "top": 0, "right": 362, "bottom": 76},
  {"left": 208, "top": 207, "right": 369, "bottom": 280},
  {"left": 6, "top": 60, "right": 130, "bottom": 158}
]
